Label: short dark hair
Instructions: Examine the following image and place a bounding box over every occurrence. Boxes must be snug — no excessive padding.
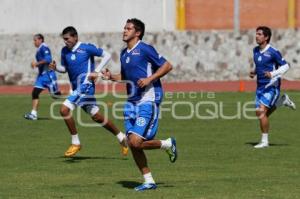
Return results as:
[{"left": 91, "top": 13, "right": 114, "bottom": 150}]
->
[
  {"left": 127, "top": 18, "right": 145, "bottom": 40},
  {"left": 34, "top": 33, "right": 44, "bottom": 42},
  {"left": 62, "top": 26, "right": 78, "bottom": 37},
  {"left": 256, "top": 26, "right": 272, "bottom": 43}
]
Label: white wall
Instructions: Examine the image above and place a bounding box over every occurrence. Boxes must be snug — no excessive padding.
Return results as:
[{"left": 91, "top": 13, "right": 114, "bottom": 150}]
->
[{"left": 0, "top": 0, "right": 176, "bottom": 34}]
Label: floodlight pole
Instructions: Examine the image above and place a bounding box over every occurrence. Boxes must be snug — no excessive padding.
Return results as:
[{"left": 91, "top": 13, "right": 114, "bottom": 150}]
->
[{"left": 234, "top": 0, "right": 240, "bottom": 35}]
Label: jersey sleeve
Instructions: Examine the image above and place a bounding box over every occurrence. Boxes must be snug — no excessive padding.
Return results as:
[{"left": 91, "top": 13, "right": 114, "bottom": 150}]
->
[
  {"left": 61, "top": 49, "right": 67, "bottom": 67},
  {"left": 41, "top": 46, "right": 52, "bottom": 64},
  {"left": 272, "top": 49, "right": 287, "bottom": 66},
  {"left": 86, "top": 43, "right": 103, "bottom": 57},
  {"left": 144, "top": 45, "right": 166, "bottom": 69},
  {"left": 120, "top": 49, "right": 126, "bottom": 80}
]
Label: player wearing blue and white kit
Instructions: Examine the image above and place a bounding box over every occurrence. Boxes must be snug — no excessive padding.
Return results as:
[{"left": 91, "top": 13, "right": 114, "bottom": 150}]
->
[
  {"left": 24, "top": 34, "right": 61, "bottom": 120},
  {"left": 250, "top": 26, "right": 296, "bottom": 149},
  {"left": 50, "top": 26, "right": 128, "bottom": 157},
  {"left": 103, "top": 19, "right": 177, "bottom": 191}
]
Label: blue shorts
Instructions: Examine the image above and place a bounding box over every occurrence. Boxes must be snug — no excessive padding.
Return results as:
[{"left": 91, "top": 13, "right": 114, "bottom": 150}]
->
[
  {"left": 124, "top": 101, "right": 159, "bottom": 140},
  {"left": 255, "top": 86, "right": 280, "bottom": 109},
  {"left": 63, "top": 83, "right": 99, "bottom": 116},
  {"left": 34, "top": 71, "right": 59, "bottom": 94}
]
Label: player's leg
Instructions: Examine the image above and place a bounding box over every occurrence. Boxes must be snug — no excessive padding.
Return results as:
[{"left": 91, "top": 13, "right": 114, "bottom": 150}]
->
[
  {"left": 254, "top": 104, "right": 270, "bottom": 148},
  {"left": 127, "top": 134, "right": 157, "bottom": 191},
  {"left": 24, "top": 87, "right": 43, "bottom": 120},
  {"left": 130, "top": 102, "right": 177, "bottom": 161},
  {"left": 275, "top": 93, "right": 296, "bottom": 110},
  {"left": 254, "top": 88, "right": 279, "bottom": 148},
  {"left": 126, "top": 102, "right": 177, "bottom": 191},
  {"left": 81, "top": 102, "right": 128, "bottom": 156},
  {"left": 61, "top": 93, "right": 81, "bottom": 157}
]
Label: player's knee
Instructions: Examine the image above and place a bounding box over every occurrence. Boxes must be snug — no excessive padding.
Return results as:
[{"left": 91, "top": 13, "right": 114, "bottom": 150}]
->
[
  {"left": 91, "top": 113, "right": 102, "bottom": 122},
  {"left": 127, "top": 138, "right": 142, "bottom": 149},
  {"left": 60, "top": 106, "right": 70, "bottom": 117},
  {"left": 256, "top": 109, "right": 266, "bottom": 118},
  {"left": 32, "top": 88, "right": 42, "bottom": 99}
]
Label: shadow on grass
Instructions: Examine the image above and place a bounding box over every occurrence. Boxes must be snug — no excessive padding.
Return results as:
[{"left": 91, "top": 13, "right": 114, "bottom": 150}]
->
[
  {"left": 245, "top": 142, "right": 289, "bottom": 147},
  {"left": 117, "top": 181, "right": 174, "bottom": 189},
  {"left": 55, "top": 156, "right": 128, "bottom": 163}
]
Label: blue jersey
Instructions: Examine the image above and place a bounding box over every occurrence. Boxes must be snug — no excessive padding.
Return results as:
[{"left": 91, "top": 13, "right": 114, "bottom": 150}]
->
[
  {"left": 36, "top": 43, "right": 52, "bottom": 75},
  {"left": 61, "top": 42, "right": 103, "bottom": 90},
  {"left": 120, "top": 41, "right": 167, "bottom": 104},
  {"left": 253, "top": 44, "right": 287, "bottom": 89}
]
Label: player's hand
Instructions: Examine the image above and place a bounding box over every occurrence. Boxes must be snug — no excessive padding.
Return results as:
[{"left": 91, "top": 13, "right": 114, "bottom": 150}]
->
[
  {"left": 31, "top": 61, "right": 37, "bottom": 69},
  {"left": 264, "top": 71, "right": 272, "bottom": 79},
  {"left": 101, "top": 68, "right": 111, "bottom": 80},
  {"left": 249, "top": 70, "right": 256, "bottom": 78},
  {"left": 137, "top": 77, "right": 152, "bottom": 88},
  {"left": 49, "top": 61, "right": 57, "bottom": 70},
  {"left": 88, "top": 72, "right": 99, "bottom": 81}
]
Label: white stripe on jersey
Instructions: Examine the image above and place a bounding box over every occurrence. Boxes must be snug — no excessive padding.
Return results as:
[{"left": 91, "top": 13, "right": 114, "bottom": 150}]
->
[{"left": 138, "top": 62, "right": 155, "bottom": 103}]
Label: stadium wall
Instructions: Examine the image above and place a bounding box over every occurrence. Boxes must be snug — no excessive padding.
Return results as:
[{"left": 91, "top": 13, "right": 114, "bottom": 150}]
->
[
  {"left": 0, "top": 0, "right": 176, "bottom": 34},
  {"left": 1, "top": 30, "right": 300, "bottom": 85},
  {"left": 185, "top": 0, "right": 300, "bottom": 29}
]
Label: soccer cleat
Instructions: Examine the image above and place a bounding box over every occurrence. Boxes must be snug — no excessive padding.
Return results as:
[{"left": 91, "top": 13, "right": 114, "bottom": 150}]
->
[
  {"left": 24, "top": 113, "right": 37, "bottom": 120},
  {"left": 134, "top": 183, "right": 157, "bottom": 191},
  {"left": 121, "top": 145, "right": 129, "bottom": 156},
  {"left": 281, "top": 94, "right": 296, "bottom": 110},
  {"left": 120, "top": 138, "right": 129, "bottom": 156},
  {"left": 254, "top": 142, "right": 269, "bottom": 149},
  {"left": 166, "top": 137, "right": 177, "bottom": 163},
  {"left": 64, "top": 144, "right": 81, "bottom": 157}
]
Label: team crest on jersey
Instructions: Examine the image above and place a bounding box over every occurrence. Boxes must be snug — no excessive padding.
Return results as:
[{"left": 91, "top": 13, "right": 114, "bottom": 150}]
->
[
  {"left": 126, "top": 56, "right": 130, "bottom": 63},
  {"left": 136, "top": 117, "right": 146, "bottom": 126},
  {"left": 132, "top": 49, "right": 140, "bottom": 55},
  {"left": 258, "top": 56, "right": 262, "bottom": 62},
  {"left": 71, "top": 54, "right": 76, "bottom": 60},
  {"left": 45, "top": 50, "right": 49, "bottom": 54},
  {"left": 263, "top": 93, "right": 272, "bottom": 100}
]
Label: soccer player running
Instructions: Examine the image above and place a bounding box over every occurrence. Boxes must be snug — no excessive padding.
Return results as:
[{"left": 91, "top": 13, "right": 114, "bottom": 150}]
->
[
  {"left": 49, "top": 26, "right": 128, "bottom": 157},
  {"left": 24, "top": 34, "right": 62, "bottom": 120},
  {"left": 250, "top": 26, "right": 296, "bottom": 149},
  {"left": 102, "top": 18, "right": 177, "bottom": 191}
]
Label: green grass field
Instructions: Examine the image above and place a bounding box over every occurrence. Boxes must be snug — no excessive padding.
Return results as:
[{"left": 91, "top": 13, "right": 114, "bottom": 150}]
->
[{"left": 0, "top": 92, "right": 299, "bottom": 199}]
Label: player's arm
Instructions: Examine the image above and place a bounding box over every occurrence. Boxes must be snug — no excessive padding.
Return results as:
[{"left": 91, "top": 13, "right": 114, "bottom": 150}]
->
[
  {"left": 101, "top": 68, "right": 123, "bottom": 82},
  {"left": 49, "top": 60, "right": 67, "bottom": 73},
  {"left": 264, "top": 50, "right": 289, "bottom": 79},
  {"left": 31, "top": 47, "right": 52, "bottom": 68},
  {"left": 31, "top": 60, "right": 49, "bottom": 68},
  {"left": 137, "top": 61, "right": 172, "bottom": 88},
  {"left": 249, "top": 67, "right": 256, "bottom": 78},
  {"left": 137, "top": 45, "right": 172, "bottom": 88},
  {"left": 89, "top": 50, "right": 111, "bottom": 81},
  {"left": 249, "top": 50, "right": 256, "bottom": 78},
  {"left": 249, "top": 70, "right": 256, "bottom": 78}
]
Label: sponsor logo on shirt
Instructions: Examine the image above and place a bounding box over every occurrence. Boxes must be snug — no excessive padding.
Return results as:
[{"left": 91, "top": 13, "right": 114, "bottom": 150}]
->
[
  {"left": 263, "top": 52, "right": 271, "bottom": 57},
  {"left": 76, "top": 49, "right": 86, "bottom": 54},
  {"left": 132, "top": 49, "right": 140, "bottom": 55}
]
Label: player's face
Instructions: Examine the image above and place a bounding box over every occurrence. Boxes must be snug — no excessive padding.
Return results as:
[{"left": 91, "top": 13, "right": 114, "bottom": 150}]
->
[
  {"left": 62, "top": 33, "right": 78, "bottom": 49},
  {"left": 33, "top": 37, "right": 42, "bottom": 48},
  {"left": 123, "top": 23, "right": 139, "bottom": 42},
  {"left": 256, "top": 30, "right": 268, "bottom": 45}
]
